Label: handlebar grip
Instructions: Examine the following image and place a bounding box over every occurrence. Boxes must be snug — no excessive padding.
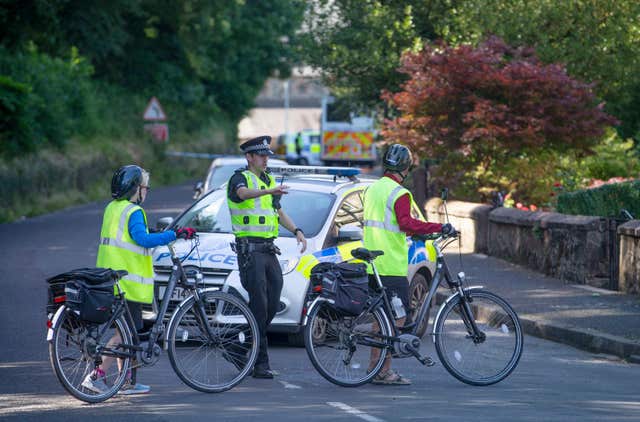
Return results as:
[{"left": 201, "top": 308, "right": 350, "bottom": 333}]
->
[{"left": 411, "top": 233, "right": 440, "bottom": 242}]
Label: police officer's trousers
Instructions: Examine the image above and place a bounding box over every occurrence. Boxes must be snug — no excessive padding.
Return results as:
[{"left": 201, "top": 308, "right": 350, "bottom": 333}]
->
[{"left": 238, "top": 250, "right": 283, "bottom": 369}]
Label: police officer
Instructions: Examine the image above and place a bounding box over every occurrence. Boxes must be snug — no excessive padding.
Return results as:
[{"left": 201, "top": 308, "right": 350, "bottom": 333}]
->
[
  {"left": 227, "top": 136, "right": 307, "bottom": 379},
  {"left": 90, "top": 165, "right": 195, "bottom": 395},
  {"left": 363, "top": 144, "right": 451, "bottom": 385}
]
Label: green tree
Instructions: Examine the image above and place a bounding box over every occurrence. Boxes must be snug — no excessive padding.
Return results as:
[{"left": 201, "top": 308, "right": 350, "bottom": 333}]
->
[
  {"left": 442, "top": 0, "right": 640, "bottom": 142},
  {"left": 299, "top": 0, "right": 452, "bottom": 112}
]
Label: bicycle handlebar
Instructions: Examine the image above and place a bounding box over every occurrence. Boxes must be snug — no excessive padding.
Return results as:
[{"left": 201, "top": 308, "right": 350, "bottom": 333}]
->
[{"left": 411, "top": 230, "right": 459, "bottom": 243}]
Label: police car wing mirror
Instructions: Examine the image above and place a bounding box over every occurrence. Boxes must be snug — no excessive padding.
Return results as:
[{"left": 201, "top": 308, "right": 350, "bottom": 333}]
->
[
  {"left": 337, "top": 225, "right": 363, "bottom": 242},
  {"left": 193, "top": 181, "right": 204, "bottom": 199},
  {"left": 157, "top": 217, "right": 174, "bottom": 231}
]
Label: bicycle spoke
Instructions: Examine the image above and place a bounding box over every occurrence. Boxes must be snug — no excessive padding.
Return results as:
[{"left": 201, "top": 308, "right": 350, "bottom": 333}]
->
[
  {"left": 50, "top": 311, "right": 131, "bottom": 403},
  {"left": 435, "top": 291, "right": 523, "bottom": 386},
  {"left": 305, "top": 302, "right": 388, "bottom": 386},
  {"left": 168, "top": 292, "right": 258, "bottom": 393}
]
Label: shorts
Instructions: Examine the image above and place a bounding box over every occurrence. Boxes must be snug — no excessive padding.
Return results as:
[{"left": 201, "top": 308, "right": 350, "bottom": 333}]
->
[
  {"left": 369, "top": 274, "right": 410, "bottom": 312},
  {"left": 126, "top": 300, "right": 143, "bottom": 331}
]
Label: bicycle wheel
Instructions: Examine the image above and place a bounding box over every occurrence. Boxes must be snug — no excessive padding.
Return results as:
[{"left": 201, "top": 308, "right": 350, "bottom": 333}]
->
[
  {"left": 49, "top": 307, "right": 132, "bottom": 403},
  {"left": 304, "top": 300, "right": 390, "bottom": 387},
  {"left": 434, "top": 290, "right": 523, "bottom": 386},
  {"left": 167, "top": 290, "right": 259, "bottom": 393}
]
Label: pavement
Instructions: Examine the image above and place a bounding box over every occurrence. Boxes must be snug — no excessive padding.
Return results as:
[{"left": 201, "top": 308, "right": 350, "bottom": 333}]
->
[{"left": 442, "top": 251, "right": 640, "bottom": 363}]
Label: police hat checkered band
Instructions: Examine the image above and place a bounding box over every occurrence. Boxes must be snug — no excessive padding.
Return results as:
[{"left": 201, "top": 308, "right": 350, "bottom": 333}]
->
[{"left": 243, "top": 143, "right": 271, "bottom": 152}]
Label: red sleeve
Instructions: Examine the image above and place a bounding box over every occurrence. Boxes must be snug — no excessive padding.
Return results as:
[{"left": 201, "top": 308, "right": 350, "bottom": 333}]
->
[{"left": 394, "top": 194, "right": 442, "bottom": 236}]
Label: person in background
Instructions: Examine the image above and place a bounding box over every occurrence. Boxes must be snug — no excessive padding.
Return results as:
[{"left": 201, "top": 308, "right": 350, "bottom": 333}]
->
[{"left": 295, "top": 132, "right": 303, "bottom": 163}]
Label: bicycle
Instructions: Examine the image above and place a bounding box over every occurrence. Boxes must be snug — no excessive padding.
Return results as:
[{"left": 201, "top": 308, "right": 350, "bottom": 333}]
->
[
  {"left": 47, "top": 235, "right": 259, "bottom": 403},
  {"left": 303, "top": 229, "right": 523, "bottom": 387}
]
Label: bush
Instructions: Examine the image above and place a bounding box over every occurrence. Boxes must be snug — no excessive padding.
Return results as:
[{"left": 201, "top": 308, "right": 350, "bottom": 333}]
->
[
  {"left": 0, "top": 46, "right": 98, "bottom": 157},
  {"left": 556, "top": 180, "right": 640, "bottom": 218}
]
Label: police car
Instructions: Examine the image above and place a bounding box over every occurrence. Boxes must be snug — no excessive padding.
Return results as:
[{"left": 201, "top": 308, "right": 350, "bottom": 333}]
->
[
  {"left": 192, "top": 156, "right": 288, "bottom": 200},
  {"left": 148, "top": 166, "right": 436, "bottom": 345}
]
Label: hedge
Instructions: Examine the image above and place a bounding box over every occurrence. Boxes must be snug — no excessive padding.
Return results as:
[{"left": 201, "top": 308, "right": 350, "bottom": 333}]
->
[{"left": 557, "top": 180, "right": 640, "bottom": 218}]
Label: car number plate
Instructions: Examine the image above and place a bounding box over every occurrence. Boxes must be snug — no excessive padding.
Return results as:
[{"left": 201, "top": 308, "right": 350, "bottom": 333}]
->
[{"left": 159, "top": 286, "right": 190, "bottom": 302}]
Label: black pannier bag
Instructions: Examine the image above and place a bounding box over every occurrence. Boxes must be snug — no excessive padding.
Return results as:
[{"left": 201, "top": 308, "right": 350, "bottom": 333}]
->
[
  {"left": 310, "top": 262, "right": 369, "bottom": 316},
  {"left": 46, "top": 268, "right": 120, "bottom": 323}
]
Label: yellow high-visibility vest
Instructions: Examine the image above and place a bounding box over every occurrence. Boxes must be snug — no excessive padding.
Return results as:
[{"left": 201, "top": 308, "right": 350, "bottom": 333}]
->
[
  {"left": 227, "top": 170, "right": 279, "bottom": 238},
  {"left": 96, "top": 200, "right": 154, "bottom": 303},
  {"left": 363, "top": 177, "right": 414, "bottom": 276}
]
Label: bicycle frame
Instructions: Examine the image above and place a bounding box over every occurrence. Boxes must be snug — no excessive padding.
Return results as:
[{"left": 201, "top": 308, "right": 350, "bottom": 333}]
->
[
  {"left": 310, "top": 234, "right": 486, "bottom": 357},
  {"left": 90, "top": 240, "right": 219, "bottom": 364}
]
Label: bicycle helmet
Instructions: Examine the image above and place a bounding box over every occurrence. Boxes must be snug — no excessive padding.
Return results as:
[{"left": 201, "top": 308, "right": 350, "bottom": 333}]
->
[
  {"left": 383, "top": 144, "right": 413, "bottom": 173},
  {"left": 111, "top": 165, "right": 143, "bottom": 199}
]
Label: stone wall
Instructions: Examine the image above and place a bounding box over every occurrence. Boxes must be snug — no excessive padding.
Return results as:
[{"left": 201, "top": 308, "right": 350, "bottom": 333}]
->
[
  {"left": 424, "top": 198, "right": 491, "bottom": 254},
  {"left": 424, "top": 198, "right": 615, "bottom": 289},
  {"left": 488, "top": 208, "right": 610, "bottom": 286},
  {"left": 618, "top": 221, "right": 640, "bottom": 294}
]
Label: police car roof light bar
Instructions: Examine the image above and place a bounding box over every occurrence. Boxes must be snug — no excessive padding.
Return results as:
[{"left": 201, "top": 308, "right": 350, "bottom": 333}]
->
[{"left": 267, "top": 165, "right": 361, "bottom": 181}]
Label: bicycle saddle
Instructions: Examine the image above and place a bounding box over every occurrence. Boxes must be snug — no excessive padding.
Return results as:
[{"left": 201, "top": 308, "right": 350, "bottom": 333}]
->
[{"left": 351, "top": 247, "right": 384, "bottom": 261}]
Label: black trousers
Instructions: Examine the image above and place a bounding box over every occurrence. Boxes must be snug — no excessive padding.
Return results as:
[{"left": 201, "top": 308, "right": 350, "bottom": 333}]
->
[{"left": 238, "top": 250, "right": 283, "bottom": 368}]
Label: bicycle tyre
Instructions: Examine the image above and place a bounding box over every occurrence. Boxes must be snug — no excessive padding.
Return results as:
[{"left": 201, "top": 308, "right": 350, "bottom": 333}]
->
[
  {"left": 304, "top": 300, "right": 390, "bottom": 387},
  {"left": 434, "top": 289, "right": 523, "bottom": 386},
  {"left": 49, "top": 307, "right": 132, "bottom": 403},
  {"left": 167, "top": 290, "right": 259, "bottom": 393}
]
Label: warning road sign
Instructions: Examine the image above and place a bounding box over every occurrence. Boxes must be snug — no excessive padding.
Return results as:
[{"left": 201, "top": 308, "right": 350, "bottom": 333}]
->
[{"left": 143, "top": 97, "right": 167, "bottom": 121}]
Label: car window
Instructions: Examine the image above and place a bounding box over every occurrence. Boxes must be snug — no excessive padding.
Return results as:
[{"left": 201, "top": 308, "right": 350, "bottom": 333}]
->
[
  {"left": 323, "top": 190, "right": 364, "bottom": 248},
  {"left": 174, "top": 188, "right": 335, "bottom": 237},
  {"left": 176, "top": 189, "right": 232, "bottom": 233},
  {"left": 206, "top": 161, "right": 288, "bottom": 192},
  {"left": 207, "top": 165, "right": 239, "bottom": 191},
  {"left": 334, "top": 191, "right": 364, "bottom": 229},
  {"left": 279, "top": 191, "right": 334, "bottom": 237}
]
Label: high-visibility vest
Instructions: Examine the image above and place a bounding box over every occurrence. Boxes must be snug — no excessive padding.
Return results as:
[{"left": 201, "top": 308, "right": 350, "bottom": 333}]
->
[
  {"left": 227, "top": 170, "right": 279, "bottom": 238},
  {"left": 96, "top": 200, "right": 154, "bottom": 303},
  {"left": 363, "top": 177, "right": 414, "bottom": 276}
]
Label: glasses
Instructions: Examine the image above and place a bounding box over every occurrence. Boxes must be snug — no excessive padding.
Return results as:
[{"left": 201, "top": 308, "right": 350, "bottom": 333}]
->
[{"left": 140, "top": 185, "right": 151, "bottom": 192}]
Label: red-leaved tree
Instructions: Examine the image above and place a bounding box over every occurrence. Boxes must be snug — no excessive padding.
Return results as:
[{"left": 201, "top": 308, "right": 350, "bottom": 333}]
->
[{"left": 381, "top": 36, "right": 618, "bottom": 204}]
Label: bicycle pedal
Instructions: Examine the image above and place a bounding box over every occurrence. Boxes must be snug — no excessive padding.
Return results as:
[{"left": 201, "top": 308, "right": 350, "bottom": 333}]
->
[{"left": 420, "top": 356, "right": 437, "bottom": 367}]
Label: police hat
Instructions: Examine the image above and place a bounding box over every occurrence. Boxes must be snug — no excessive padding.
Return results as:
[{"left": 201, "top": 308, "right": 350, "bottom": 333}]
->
[{"left": 240, "top": 136, "right": 274, "bottom": 156}]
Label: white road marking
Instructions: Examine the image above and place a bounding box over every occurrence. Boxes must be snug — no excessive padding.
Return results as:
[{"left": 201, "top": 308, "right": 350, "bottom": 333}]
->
[
  {"left": 279, "top": 380, "right": 302, "bottom": 389},
  {"left": 327, "top": 402, "right": 385, "bottom": 422}
]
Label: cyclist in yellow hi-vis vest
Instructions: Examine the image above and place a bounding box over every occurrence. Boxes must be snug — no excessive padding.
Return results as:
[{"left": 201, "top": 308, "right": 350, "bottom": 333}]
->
[
  {"left": 364, "top": 144, "right": 450, "bottom": 385},
  {"left": 228, "top": 136, "right": 307, "bottom": 379},
  {"left": 87, "top": 165, "right": 195, "bottom": 395}
]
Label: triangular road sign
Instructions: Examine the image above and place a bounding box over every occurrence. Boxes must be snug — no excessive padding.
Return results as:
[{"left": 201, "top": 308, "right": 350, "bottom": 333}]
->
[{"left": 143, "top": 97, "right": 167, "bottom": 121}]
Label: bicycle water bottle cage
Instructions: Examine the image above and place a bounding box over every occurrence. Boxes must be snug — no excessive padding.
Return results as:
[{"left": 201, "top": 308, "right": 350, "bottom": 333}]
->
[{"left": 350, "top": 248, "right": 384, "bottom": 262}]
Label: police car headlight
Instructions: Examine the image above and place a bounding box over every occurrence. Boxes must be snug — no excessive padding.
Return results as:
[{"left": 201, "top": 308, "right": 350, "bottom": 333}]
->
[{"left": 279, "top": 258, "right": 299, "bottom": 275}]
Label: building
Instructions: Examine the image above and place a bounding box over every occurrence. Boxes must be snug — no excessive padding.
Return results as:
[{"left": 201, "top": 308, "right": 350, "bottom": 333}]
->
[{"left": 237, "top": 67, "right": 328, "bottom": 141}]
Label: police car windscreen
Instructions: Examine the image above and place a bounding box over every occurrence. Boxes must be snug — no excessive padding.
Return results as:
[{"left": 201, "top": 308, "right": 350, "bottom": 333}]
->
[
  {"left": 207, "top": 166, "right": 238, "bottom": 190},
  {"left": 175, "top": 189, "right": 334, "bottom": 237},
  {"left": 279, "top": 192, "right": 333, "bottom": 237}
]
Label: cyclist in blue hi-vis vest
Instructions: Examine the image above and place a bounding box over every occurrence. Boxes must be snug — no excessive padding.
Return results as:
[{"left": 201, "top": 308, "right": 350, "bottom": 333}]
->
[
  {"left": 86, "top": 165, "right": 195, "bottom": 395},
  {"left": 228, "top": 136, "right": 307, "bottom": 379}
]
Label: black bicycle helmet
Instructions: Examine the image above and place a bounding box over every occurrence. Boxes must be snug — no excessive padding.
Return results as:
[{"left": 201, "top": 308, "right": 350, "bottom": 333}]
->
[
  {"left": 383, "top": 144, "right": 413, "bottom": 172},
  {"left": 111, "top": 165, "right": 143, "bottom": 199}
]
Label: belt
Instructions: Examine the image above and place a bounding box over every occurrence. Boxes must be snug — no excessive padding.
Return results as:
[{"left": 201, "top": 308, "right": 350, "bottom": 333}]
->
[{"left": 236, "top": 237, "right": 275, "bottom": 245}]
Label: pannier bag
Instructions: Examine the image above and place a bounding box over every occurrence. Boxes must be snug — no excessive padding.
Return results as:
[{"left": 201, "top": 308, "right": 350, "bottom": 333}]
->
[
  {"left": 46, "top": 268, "right": 120, "bottom": 323},
  {"left": 310, "top": 262, "right": 369, "bottom": 316}
]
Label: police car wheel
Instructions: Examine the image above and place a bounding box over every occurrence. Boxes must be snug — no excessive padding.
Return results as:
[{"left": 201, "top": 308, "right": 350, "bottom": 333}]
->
[{"left": 410, "top": 272, "right": 431, "bottom": 338}]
